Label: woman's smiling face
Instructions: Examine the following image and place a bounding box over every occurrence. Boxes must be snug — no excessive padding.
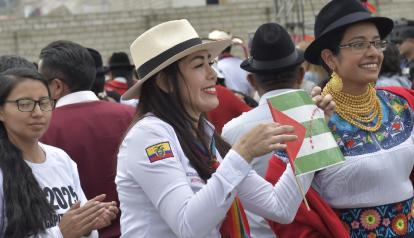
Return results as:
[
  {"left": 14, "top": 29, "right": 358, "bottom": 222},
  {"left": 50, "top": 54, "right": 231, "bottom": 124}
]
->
[
  {"left": 329, "top": 22, "right": 384, "bottom": 93},
  {"left": 177, "top": 50, "right": 218, "bottom": 119}
]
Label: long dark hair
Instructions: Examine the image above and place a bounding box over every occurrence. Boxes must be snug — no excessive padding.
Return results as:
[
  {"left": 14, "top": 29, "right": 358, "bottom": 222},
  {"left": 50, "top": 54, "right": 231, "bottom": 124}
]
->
[
  {"left": 137, "top": 62, "right": 231, "bottom": 181},
  {"left": 0, "top": 68, "right": 54, "bottom": 237}
]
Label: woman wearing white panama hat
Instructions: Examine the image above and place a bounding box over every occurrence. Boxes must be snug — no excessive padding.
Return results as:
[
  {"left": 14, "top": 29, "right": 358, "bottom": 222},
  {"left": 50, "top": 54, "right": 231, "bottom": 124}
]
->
[{"left": 115, "top": 19, "right": 330, "bottom": 238}]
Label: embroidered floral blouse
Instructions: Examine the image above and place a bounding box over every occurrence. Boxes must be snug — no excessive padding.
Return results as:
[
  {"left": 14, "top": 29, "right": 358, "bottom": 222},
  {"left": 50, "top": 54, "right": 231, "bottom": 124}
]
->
[{"left": 313, "top": 90, "right": 414, "bottom": 209}]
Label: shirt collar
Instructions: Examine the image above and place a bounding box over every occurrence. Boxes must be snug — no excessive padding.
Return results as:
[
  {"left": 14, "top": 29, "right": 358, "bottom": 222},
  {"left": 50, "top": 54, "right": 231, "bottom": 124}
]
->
[
  {"left": 114, "top": 77, "right": 127, "bottom": 83},
  {"left": 202, "top": 118, "right": 215, "bottom": 143},
  {"left": 258, "top": 88, "right": 295, "bottom": 105},
  {"left": 56, "top": 91, "right": 99, "bottom": 108}
]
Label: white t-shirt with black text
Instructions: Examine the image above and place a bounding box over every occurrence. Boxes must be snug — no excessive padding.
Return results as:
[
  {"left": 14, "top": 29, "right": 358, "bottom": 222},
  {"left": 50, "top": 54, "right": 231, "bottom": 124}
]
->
[{"left": 0, "top": 143, "right": 98, "bottom": 238}]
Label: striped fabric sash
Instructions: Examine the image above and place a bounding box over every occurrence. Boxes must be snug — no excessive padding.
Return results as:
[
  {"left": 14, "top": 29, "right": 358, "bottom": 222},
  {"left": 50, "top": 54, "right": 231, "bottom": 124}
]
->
[{"left": 193, "top": 139, "right": 251, "bottom": 238}]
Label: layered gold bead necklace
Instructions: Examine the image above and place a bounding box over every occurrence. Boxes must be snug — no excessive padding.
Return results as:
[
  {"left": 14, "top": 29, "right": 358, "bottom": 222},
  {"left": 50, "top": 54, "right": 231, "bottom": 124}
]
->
[{"left": 322, "top": 79, "right": 382, "bottom": 132}]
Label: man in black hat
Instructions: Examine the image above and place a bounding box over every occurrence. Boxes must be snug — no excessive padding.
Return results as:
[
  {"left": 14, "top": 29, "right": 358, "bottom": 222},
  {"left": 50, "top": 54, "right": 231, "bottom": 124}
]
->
[
  {"left": 223, "top": 22, "right": 337, "bottom": 238},
  {"left": 105, "top": 51, "right": 136, "bottom": 96},
  {"left": 223, "top": 23, "right": 305, "bottom": 176},
  {"left": 222, "top": 22, "right": 308, "bottom": 238}
]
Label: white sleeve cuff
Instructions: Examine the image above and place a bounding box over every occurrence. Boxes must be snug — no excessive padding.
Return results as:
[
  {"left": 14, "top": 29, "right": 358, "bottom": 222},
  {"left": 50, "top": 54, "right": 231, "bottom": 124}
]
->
[
  {"left": 215, "top": 149, "right": 251, "bottom": 187},
  {"left": 81, "top": 230, "right": 99, "bottom": 238}
]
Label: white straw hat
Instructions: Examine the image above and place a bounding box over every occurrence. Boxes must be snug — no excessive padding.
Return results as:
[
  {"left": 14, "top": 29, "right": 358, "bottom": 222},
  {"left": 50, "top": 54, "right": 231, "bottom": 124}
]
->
[
  {"left": 208, "top": 30, "right": 232, "bottom": 41},
  {"left": 123, "top": 19, "right": 231, "bottom": 100}
]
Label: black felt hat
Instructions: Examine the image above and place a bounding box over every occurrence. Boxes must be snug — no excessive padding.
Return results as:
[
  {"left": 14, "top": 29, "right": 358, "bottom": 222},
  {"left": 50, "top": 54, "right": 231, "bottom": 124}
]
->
[
  {"left": 241, "top": 23, "right": 304, "bottom": 74},
  {"left": 108, "top": 52, "right": 135, "bottom": 70},
  {"left": 87, "top": 48, "right": 108, "bottom": 75},
  {"left": 304, "top": 0, "right": 394, "bottom": 65}
]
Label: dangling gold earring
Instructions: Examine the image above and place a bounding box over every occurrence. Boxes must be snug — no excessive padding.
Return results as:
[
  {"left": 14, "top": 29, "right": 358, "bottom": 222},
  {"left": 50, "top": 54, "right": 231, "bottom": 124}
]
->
[{"left": 330, "top": 71, "right": 343, "bottom": 92}]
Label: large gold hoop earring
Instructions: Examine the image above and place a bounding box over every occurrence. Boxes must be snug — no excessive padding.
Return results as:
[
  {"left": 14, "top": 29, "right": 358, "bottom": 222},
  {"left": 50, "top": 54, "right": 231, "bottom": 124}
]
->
[{"left": 330, "top": 71, "right": 343, "bottom": 92}]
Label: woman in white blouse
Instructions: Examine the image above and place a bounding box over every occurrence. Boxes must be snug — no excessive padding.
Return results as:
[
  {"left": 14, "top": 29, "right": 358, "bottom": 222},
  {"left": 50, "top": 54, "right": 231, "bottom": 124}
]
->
[
  {"left": 304, "top": 0, "right": 414, "bottom": 237},
  {"left": 116, "top": 19, "right": 335, "bottom": 238}
]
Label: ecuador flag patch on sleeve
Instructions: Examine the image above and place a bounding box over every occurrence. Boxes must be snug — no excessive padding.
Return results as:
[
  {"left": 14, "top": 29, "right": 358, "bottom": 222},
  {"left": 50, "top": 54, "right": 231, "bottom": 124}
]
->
[{"left": 145, "top": 142, "right": 174, "bottom": 163}]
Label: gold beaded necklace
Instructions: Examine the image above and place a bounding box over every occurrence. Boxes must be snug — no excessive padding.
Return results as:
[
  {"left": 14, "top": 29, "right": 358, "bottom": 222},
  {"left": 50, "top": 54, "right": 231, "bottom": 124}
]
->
[{"left": 322, "top": 81, "right": 382, "bottom": 132}]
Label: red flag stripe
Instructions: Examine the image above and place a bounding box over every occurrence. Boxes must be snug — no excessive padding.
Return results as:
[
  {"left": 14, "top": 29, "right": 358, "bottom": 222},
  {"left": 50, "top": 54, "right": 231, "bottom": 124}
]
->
[{"left": 267, "top": 100, "right": 307, "bottom": 174}]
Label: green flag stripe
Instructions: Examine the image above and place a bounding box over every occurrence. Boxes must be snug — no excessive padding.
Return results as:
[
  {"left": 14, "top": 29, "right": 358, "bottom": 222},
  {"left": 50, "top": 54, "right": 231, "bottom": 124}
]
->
[
  {"left": 298, "top": 132, "right": 338, "bottom": 158},
  {"left": 267, "top": 90, "right": 313, "bottom": 111},
  {"left": 303, "top": 118, "right": 331, "bottom": 138},
  {"left": 294, "top": 147, "right": 344, "bottom": 175},
  {"left": 283, "top": 104, "right": 324, "bottom": 123}
]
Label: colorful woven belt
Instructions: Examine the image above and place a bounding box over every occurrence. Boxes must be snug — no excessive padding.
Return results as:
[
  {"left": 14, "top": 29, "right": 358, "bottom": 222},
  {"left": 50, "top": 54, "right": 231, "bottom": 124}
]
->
[{"left": 336, "top": 197, "right": 414, "bottom": 237}]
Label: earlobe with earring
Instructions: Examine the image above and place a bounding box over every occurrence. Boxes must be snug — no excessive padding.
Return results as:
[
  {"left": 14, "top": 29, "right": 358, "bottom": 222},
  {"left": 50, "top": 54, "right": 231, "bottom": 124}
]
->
[{"left": 329, "top": 71, "right": 343, "bottom": 92}]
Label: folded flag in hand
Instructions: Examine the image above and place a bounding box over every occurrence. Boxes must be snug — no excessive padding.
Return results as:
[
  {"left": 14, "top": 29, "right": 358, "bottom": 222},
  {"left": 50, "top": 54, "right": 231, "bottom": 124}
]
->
[{"left": 267, "top": 90, "right": 344, "bottom": 176}]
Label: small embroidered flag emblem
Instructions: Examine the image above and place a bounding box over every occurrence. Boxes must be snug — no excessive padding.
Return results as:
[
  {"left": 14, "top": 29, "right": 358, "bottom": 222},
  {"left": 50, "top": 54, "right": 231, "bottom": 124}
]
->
[{"left": 145, "top": 142, "right": 174, "bottom": 163}]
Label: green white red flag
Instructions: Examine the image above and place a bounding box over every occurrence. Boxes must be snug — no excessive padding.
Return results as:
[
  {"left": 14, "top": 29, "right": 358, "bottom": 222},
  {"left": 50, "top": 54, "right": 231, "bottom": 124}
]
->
[{"left": 267, "top": 90, "right": 345, "bottom": 176}]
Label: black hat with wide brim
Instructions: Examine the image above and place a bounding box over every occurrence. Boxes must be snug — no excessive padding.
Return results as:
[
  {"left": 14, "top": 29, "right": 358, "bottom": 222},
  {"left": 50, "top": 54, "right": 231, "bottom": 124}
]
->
[
  {"left": 87, "top": 48, "right": 109, "bottom": 75},
  {"left": 109, "top": 52, "right": 135, "bottom": 70},
  {"left": 304, "top": 0, "right": 394, "bottom": 65},
  {"left": 241, "top": 22, "right": 304, "bottom": 74}
]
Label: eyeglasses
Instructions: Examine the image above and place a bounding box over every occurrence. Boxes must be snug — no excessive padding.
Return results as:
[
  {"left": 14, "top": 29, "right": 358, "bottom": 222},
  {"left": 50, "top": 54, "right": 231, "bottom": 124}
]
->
[
  {"left": 339, "top": 40, "right": 388, "bottom": 53},
  {"left": 4, "top": 98, "right": 55, "bottom": 112}
]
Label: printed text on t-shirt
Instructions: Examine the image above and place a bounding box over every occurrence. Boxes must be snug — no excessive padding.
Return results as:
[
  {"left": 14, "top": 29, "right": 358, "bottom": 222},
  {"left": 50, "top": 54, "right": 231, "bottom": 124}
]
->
[{"left": 43, "top": 186, "right": 79, "bottom": 228}]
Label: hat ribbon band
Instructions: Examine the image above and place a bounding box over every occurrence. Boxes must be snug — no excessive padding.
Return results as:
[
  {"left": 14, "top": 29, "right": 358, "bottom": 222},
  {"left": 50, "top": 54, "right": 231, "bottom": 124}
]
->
[
  {"left": 248, "top": 50, "right": 298, "bottom": 70},
  {"left": 137, "top": 38, "right": 202, "bottom": 79},
  {"left": 319, "top": 11, "right": 372, "bottom": 37}
]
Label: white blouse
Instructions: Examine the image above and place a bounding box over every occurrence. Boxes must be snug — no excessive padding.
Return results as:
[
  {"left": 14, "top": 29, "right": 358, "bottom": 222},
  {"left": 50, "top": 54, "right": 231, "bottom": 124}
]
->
[
  {"left": 116, "top": 114, "right": 313, "bottom": 238},
  {"left": 313, "top": 138, "right": 414, "bottom": 208},
  {"left": 313, "top": 90, "right": 414, "bottom": 209}
]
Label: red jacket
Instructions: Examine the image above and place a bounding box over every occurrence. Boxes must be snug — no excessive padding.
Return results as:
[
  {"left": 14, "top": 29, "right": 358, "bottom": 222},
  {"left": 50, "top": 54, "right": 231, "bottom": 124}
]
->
[
  {"left": 265, "top": 156, "right": 349, "bottom": 238},
  {"left": 207, "top": 85, "right": 251, "bottom": 133}
]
